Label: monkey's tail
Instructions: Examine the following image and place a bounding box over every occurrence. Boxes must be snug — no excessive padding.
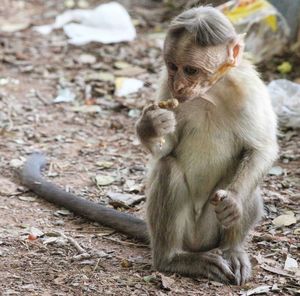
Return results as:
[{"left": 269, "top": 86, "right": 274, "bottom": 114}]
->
[{"left": 21, "top": 153, "right": 149, "bottom": 243}]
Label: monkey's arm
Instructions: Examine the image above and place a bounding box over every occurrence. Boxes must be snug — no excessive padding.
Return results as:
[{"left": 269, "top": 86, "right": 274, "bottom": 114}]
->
[
  {"left": 21, "top": 154, "right": 148, "bottom": 242},
  {"left": 136, "top": 69, "right": 177, "bottom": 157},
  {"left": 228, "top": 145, "right": 278, "bottom": 197},
  {"left": 228, "top": 106, "right": 278, "bottom": 198}
]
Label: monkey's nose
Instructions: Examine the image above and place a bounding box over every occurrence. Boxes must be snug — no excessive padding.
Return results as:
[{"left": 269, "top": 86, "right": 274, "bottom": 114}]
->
[{"left": 174, "top": 82, "right": 185, "bottom": 93}]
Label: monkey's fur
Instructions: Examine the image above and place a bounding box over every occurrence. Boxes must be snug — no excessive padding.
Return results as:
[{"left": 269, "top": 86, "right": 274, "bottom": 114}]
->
[{"left": 21, "top": 7, "right": 277, "bottom": 285}]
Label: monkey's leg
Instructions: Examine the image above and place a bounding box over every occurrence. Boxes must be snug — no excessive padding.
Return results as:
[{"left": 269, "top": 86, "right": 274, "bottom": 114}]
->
[
  {"left": 146, "top": 157, "right": 235, "bottom": 284},
  {"left": 220, "top": 189, "right": 263, "bottom": 285}
]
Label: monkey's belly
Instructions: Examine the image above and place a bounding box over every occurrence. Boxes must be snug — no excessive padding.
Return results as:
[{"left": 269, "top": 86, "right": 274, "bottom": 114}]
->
[
  {"left": 175, "top": 130, "right": 239, "bottom": 251},
  {"left": 183, "top": 204, "right": 221, "bottom": 252}
]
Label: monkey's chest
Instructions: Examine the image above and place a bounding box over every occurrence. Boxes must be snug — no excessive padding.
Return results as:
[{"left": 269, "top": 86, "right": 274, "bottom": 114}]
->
[{"left": 175, "top": 125, "right": 239, "bottom": 200}]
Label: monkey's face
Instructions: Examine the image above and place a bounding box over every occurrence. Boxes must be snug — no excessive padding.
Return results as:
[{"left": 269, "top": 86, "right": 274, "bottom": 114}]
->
[{"left": 164, "top": 40, "right": 229, "bottom": 102}]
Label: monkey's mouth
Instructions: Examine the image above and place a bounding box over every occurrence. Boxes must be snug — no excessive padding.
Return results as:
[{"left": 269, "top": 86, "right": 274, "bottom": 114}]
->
[{"left": 175, "top": 95, "right": 193, "bottom": 103}]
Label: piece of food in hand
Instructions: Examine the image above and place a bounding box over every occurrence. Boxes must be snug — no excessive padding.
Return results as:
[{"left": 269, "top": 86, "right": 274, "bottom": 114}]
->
[{"left": 158, "top": 98, "right": 179, "bottom": 109}]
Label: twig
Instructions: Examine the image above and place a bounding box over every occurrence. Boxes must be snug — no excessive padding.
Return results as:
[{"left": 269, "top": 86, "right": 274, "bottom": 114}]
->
[
  {"left": 7, "top": 104, "right": 14, "bottom": 131},
  {"left": 102, "top": 236, "right": 148, "bottom": 248},
  {"left": 59, "top": 232, "right": 86, "bottom": 254},
  {"left": 35, "top": 90, "right": 49, "bottom": 105},
  {"left": 73, "top": 252, "right": 91, "bottom": 261}
]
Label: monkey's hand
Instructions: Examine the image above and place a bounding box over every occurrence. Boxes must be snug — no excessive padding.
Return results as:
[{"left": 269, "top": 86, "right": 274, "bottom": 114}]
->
[
  {"left": 136, "top": 104, "right": 176, "bottom": 141},
  {"left": 211, "top": 190, "right": 242, "bottom": 229}
]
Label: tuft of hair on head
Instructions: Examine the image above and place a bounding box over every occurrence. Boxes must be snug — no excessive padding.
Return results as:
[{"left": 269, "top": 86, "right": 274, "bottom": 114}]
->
[{"left": 168, "top": 6, "right": 237, "bottom": 47}]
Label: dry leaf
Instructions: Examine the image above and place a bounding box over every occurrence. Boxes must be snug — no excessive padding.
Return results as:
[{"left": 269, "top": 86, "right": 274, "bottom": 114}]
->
[
  {"left": 240, "top": 285, "right": 272, "bottom": 296},
  {"left": 94, "top": 175, "right": 115, "bottom": 186},
  {"left": 72, "top": 105, "right": 102, "bottom": 113},
  {"left": 0, "top": 177, "right": 19, "bottom": 196},
  {"left": 160, "top": 274, "right": 175, "bottom": 290},
  {"left": 18, "top": 196, "right": 37, "bottom": 202},
  {"left": 96, "top": 161, "right": 114, "bottom": 169},
  {"left": 107, "top": 192, "right": 145, "bottom": 207},
  {"left": 261, "top": 264, "right": 291, "bottom": 277},
  {"left": 273, "top": 212, "right": 297, "bottom": 227}
]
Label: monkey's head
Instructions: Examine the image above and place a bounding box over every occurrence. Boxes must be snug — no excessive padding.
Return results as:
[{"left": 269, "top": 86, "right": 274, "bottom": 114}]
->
[{"left": 164, "top": 6, "right": 244, "bottom": 102}]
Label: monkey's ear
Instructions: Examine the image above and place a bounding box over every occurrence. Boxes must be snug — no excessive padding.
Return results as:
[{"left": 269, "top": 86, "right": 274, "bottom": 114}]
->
[{"left": 227, "top": 34, "right": 245, "bottom": 66}]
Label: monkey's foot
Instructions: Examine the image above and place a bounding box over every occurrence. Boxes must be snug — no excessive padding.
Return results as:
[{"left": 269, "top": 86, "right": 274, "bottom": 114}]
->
[
  {"left": 199, "top": 251, "right": 236, "bottom": 284},
  {"left": 224, "top": 250, "right": 251, "bottom": 285}
]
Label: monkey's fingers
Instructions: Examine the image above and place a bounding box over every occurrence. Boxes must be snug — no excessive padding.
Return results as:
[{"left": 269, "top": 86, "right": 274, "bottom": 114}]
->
[
  {"left": 210, "top": 189, "right": 228, "bottom": 206},
  {"left": 143, "top": 104, "right": 159, "bottom": 114},
  {"left": 205, "top": 253, "right": 236, "bottom": 284}
]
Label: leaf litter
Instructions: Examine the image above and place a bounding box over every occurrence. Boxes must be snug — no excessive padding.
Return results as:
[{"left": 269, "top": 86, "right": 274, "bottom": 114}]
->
[{"left": 0, "top": 1, "right": 299, "bottom": 295}]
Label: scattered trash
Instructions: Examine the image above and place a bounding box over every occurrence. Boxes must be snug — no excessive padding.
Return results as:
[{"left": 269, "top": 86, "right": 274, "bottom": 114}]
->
[
  {"left": 272, "top": 211, "right": 297, "bottom": 227},
  {"left": 219, "top": 0, "right": 290, "bottom": 63},
  {"left": 268, "top": 79, "right": 300, "bottom": 128},
  {"left": 25, "top": 227, "right": 44, "bottom": 238},
  {"left": 284, "top": 256, "right": 298, "bottom": 272},
  {"left": 34, "top": 2, "right": 136, "bottom": 45},
  {"left": 115, "top": 77, "right": 144, "bottom": 96},
  {"left": 53, "top": 88, "right": 76, "bottom": 103},
  {"left": 268, "top": 166, "right": 284, "bottom": 176},
  {"left": 28, "top": 234, "right": 38, "bottom": 241},
  {"left": 277, "top": 61, "right": 292, "bottom": 74},
  {"left": 128, "top": 109, "right": 141, "bottom": 118}
]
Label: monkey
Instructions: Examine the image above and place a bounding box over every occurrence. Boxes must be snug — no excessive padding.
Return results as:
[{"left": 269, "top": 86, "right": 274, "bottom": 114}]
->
[{"left": 21, "top": 6, "right": 278, "bottom": 285}]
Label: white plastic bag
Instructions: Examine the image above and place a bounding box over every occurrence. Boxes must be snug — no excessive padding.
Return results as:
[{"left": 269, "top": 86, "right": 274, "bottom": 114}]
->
[
  {"left": 34, "top": 2, "right": 136, "bottom": 45},
  {"left": 268, "top": 79, "right": 300, "bottom": 128}
]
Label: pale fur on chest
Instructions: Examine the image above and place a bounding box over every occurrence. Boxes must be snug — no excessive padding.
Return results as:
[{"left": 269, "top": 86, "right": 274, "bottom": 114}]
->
[{"left": 174, "top": 99, "right": 241, "bottom": 202}]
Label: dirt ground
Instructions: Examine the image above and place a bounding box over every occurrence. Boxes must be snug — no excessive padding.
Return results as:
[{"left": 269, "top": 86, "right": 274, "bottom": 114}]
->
[{"left": 0, "top": 1, "right": 299, "bottom": 295}]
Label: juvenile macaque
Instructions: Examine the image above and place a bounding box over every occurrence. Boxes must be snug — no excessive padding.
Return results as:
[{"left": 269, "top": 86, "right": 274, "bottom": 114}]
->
[
  {"left": 21, "top": 6, "right": 277, "bottom": 285},
  {"left": 136, "top": 6, "right": 277, "bottom": 284}
]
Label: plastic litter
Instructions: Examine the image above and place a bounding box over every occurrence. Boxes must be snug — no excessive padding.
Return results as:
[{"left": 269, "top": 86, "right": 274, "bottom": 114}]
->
[
  {"left": 34, "top": 2, "right": 136, "bottom": 45},
  {"left": 219, "top": 0, "right": 290, "bottom": 63},
  {"left": 53, "top": 88, "right": 76, "bottom": 103},
  {"left": 268, "top": 79, "right": 300, "bottom": 128},
  {"left": 115, "top": 78, "right": 144, "bottom": 97}
]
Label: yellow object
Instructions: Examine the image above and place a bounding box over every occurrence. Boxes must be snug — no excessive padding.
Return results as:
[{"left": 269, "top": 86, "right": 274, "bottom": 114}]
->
[
  {"left": 277, "top": 62, "right": 293, "bottom": 74},
  {"left": 222, "top": 0, "right": 278, "bottom": 32}
]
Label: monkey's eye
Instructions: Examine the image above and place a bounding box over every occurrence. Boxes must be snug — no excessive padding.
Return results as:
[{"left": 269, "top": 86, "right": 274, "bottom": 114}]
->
[
  {"left": 183, "top": 66, "right": 199, "bottom": 76},
  {"left": 167, "top": 62, "right": 178, "bottom": 72}
]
